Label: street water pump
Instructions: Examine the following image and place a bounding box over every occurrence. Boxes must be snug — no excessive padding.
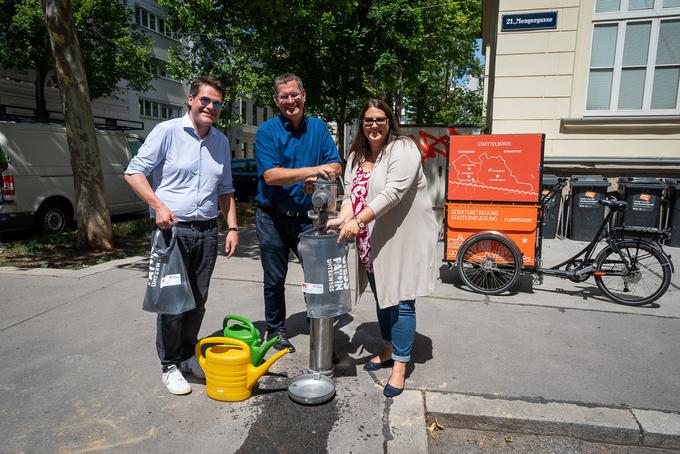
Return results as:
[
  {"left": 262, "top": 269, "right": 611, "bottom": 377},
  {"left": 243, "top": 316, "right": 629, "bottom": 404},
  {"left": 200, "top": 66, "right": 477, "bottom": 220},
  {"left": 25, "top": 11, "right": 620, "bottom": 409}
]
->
[{"left": 287, "top": 178, "right": 352, "bottom": 405}]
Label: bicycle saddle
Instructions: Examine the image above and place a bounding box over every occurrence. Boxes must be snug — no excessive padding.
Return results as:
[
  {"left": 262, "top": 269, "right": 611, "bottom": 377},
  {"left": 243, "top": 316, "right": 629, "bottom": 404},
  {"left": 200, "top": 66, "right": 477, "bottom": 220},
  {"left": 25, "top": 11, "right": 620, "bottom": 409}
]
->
[{"left": 598, "top": 199, "right": 628, "bottom": 211}]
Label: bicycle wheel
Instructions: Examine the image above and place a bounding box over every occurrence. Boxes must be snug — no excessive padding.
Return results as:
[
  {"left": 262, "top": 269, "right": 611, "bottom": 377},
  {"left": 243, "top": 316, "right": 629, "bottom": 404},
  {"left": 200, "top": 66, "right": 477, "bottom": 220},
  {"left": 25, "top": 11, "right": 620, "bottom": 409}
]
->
[
  {"left": 457, "top": 234, "right": 522, "bottom": 295},
  {"left": 594, "top": 241, "right": 671, "bottom": 306}
]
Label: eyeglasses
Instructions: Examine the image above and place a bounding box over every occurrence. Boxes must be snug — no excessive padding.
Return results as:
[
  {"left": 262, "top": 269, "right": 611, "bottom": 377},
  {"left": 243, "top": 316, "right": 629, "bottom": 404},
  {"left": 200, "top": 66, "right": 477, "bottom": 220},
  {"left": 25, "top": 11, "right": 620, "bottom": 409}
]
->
[
  {"left": 198, "top": 97, "right": 223, "bottom": 110},
  {"left": 362, "top": 117, "right": 388, "bottom": 126},
  {"left": 275, "top": 92, "right": 302, "bottom": 101}
]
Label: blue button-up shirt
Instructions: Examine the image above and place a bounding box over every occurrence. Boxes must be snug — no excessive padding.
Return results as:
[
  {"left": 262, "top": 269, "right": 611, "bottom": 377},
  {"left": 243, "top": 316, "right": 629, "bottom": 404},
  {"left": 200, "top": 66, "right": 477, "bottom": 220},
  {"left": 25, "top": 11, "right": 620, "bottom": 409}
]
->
[
  {"left": 125, "top": 114, "right": 233, "bottom": 221},
  {"left": 255, "top": 115, "right": 341, "bottom": 213}
]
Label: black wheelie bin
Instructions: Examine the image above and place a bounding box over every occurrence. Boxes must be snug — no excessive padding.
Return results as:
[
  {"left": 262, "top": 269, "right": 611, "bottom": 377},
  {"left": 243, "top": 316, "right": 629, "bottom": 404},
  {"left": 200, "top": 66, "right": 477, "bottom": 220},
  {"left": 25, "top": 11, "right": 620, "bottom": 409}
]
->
[
  {"left": 541, "top": 174, "right": 561, "bottom": 239},
  {"left": 666, "top": 178, "right": 680, "bottom": 247},
  {"left": 567, "top": 175, "right": 609, "bottom": 242},
  {"left": 618, "top": 177, "right": 667, "bottom": 241}
]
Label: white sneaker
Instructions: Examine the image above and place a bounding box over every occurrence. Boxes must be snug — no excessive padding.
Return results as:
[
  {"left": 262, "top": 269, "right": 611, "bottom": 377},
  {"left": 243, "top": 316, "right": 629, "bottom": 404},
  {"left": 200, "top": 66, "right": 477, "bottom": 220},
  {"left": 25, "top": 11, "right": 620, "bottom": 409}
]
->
[
  {"left": 180, "top": 355, "right": 205, "bottom": 379},
  {"left": 162, "top": 365, "right": 191, "bottom": 395}
]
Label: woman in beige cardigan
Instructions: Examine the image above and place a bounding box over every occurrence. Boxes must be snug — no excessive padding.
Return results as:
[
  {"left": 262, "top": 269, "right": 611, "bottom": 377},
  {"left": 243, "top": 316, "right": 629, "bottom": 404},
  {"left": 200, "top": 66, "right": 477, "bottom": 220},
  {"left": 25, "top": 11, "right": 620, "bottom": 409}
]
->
[{"left": 329, "top": 99, "right": 438, "bottom": 397}]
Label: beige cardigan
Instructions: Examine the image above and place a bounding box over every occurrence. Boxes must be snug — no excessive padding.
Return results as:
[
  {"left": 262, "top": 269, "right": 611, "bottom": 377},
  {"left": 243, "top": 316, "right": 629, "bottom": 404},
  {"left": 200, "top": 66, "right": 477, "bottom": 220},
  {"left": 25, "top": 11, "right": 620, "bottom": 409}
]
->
[{"left": 342, "top": 137, "right": 438, "bottom": 309}]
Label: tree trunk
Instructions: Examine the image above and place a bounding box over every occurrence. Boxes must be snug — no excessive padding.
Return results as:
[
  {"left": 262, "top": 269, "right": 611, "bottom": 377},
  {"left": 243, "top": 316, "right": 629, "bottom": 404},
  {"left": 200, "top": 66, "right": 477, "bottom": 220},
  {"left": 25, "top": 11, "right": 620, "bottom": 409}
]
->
[
  {"left": 394, "top": 69, "right": 404, "bottom": 124},
  {"left": 415, "top": 83, "right": 426, "bottom": 125},
  {"left": 35, "top": 67, "right": 48, "bottom": 118},
  {"left": 41, "top": 0, "right": 113, "bottom": 250},
  {"left": 336, "top": 120, "right": 345, "bottom": 162},
  {"left": 337, "top": 99, "right": 347, "bottom": 161}
]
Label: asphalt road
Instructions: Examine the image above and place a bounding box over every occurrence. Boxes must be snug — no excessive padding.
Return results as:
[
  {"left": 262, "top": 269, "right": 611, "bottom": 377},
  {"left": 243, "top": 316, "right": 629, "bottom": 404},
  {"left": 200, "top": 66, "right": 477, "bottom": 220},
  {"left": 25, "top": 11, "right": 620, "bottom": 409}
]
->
[{"left": 1, "top": 231, "right": 678, "bottom": 453}]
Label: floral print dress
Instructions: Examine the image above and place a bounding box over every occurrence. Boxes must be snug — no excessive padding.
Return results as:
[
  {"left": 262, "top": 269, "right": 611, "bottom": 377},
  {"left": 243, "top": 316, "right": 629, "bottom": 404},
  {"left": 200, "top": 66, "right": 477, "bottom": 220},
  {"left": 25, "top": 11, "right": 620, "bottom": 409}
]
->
[{"left": 351, "top": 163, "right": 373, "bottom": 273}]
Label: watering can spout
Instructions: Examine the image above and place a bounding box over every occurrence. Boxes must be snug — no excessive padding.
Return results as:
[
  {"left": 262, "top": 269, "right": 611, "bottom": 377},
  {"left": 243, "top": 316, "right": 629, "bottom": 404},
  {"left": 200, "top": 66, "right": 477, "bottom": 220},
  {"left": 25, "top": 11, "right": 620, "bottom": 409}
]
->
[
  {"left": 252, "top": 336, "right": 281, "bottom": 364},
  {"left": 247, "top": 348, "right": 291, "bottom": 390}
]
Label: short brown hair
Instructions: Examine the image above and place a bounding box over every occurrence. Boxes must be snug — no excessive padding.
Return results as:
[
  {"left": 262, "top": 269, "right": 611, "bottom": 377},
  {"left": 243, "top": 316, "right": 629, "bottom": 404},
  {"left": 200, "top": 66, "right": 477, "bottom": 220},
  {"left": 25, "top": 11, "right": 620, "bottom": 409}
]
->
[{"left": 189, "top": 76, "right": 225, "bottom": 100}]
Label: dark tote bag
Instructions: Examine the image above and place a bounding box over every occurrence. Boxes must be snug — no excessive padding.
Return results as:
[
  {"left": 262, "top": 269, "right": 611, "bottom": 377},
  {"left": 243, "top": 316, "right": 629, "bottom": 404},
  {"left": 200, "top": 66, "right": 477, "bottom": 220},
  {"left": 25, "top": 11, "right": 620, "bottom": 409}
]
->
[{"left": 142, "top": 226, "right": 196, "bottom": 314}]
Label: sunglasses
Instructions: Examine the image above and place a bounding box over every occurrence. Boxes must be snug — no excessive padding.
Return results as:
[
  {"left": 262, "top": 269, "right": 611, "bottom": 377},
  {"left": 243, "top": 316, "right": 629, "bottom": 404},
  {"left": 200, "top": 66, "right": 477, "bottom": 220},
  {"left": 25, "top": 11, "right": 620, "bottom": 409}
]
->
[
  {"left": 362, "top": 117, "right": 388, "bottom": 126},
  {"left": 198, "top": 96, "right": 223, "bottom": 110}
]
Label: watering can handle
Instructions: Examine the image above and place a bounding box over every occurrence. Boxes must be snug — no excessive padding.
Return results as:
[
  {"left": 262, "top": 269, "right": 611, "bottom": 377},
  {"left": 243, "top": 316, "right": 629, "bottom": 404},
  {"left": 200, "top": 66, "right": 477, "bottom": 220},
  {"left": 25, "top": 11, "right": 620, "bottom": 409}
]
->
[
  {"left": 222, "top": 315, "right": 258, "bottom": 337},
  {"left": 195, "top": 336, "right": 250, "bottom": 360}
]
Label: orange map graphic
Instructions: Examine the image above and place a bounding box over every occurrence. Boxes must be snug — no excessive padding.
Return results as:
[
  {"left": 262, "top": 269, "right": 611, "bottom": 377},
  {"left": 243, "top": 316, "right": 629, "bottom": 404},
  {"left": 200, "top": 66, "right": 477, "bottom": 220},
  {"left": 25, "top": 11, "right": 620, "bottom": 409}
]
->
[{"left": 448, "top": 134, "right": 543, "bottom": 203}]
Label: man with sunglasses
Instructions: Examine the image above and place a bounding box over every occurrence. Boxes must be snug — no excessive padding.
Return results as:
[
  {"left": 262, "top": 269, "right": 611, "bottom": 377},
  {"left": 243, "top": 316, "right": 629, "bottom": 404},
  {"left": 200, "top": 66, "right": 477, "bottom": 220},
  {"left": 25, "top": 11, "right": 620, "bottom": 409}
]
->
[
  {"left": 125, "top": 76, "right": 239, "bottom": 395},
  {"left": 255, "top": 73, "right": 342, "bottom": 352}
]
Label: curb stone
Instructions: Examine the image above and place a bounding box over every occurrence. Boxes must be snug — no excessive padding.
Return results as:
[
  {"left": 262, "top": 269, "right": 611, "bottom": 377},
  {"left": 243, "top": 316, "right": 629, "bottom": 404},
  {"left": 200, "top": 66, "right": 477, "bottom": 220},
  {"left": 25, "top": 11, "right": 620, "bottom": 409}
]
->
[
  {"left": 425, "top": 392, "right": 644, "bottom": 446},
  {"left": 386, "top": 390, "right": 428, "bottom": 454},
  {"left": 633, "top": 409, "right": 680, "bottom": 450},
  {"left": 0, "top": 254, "right": 147, "bottom": 278}
]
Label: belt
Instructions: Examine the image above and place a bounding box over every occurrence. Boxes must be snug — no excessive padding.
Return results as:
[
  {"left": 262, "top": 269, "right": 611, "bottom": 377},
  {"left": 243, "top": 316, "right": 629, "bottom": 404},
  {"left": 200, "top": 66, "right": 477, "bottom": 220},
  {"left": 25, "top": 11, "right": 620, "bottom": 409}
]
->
[
  {"left": 174, "top": 218, "right": 218, "bottom": 229},
  {"left": 256, "top": 203, "right": 307, "bottom": 218}
]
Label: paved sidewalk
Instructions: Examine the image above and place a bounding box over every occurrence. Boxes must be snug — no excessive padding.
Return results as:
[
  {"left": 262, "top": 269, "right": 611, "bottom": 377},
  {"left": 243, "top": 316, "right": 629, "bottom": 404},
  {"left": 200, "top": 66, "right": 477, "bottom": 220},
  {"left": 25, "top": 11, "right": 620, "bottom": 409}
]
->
[{"left": 0, "top": 229, "right": 679, "bottom": 453}]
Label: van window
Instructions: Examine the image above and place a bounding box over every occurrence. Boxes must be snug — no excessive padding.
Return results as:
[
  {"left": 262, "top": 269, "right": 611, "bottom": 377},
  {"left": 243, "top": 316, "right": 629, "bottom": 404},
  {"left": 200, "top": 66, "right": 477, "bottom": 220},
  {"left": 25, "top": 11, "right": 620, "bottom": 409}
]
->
[
  {"left": 127, "top": 137, "right": 144, "bottom": 157},
  {"left": 231, "top": 161, "right": 246, "bottom": 172}
]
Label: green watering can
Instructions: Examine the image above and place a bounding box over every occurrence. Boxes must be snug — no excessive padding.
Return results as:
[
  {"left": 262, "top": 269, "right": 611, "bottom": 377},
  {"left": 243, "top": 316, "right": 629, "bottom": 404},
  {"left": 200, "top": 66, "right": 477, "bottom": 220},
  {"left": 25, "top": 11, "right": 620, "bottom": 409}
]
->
[{"left": 222, "top": 314, "right": 280, "bottom": 366}]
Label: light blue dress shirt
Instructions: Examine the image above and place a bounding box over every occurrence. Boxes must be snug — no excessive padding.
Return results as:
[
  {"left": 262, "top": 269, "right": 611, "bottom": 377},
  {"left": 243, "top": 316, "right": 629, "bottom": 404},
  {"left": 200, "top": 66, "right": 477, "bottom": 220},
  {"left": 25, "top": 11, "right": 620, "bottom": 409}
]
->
[{"left": 125, "top": 114, "right": 233, "bottom": 221}]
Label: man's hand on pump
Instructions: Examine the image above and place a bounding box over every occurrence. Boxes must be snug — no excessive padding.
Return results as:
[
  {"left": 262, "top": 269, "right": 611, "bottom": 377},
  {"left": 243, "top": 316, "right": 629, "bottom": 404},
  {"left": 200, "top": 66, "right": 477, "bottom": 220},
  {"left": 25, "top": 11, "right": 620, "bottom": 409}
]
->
[{"left": 303, "top": 165, "right": 336, "bottom": 194}]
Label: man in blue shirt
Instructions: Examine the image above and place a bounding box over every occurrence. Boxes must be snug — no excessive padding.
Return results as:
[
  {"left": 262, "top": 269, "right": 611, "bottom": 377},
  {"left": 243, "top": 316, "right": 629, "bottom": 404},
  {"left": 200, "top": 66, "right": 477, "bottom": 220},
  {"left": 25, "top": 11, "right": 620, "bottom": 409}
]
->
[
  {"left": 125, "top": 76, "right": 239, "bottom": 395},
  {"left": 256, "top": 73, "right": 342, "bottom": 352}
]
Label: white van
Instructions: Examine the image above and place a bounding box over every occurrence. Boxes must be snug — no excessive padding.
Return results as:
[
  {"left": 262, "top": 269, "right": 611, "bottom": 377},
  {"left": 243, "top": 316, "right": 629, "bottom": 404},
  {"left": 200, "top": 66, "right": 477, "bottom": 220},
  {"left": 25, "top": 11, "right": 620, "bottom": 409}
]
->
[{"left": 0, "top": 120, "right": 147, "bottom": 234}]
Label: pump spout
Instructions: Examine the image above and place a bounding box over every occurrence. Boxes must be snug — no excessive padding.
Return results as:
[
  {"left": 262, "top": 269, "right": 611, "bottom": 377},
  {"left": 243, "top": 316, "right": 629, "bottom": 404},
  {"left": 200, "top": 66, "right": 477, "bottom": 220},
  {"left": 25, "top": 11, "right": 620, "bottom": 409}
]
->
[{"left": 247, "top": 348, "right": 291, "bottom": 390}]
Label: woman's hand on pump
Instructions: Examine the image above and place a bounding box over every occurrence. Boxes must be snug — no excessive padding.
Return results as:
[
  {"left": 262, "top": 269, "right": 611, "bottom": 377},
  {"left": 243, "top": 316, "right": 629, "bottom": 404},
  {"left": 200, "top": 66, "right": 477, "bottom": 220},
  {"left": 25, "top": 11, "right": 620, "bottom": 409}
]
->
[{"left": 337, "top": 217, "right": 361, "bottom": 242}]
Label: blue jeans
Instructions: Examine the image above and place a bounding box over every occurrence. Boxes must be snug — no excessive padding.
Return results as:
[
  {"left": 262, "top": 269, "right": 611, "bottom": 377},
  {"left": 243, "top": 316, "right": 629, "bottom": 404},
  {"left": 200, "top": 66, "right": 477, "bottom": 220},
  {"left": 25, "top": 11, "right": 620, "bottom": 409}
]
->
[
  {"left": 367, "top": 272, "right": 416, "bottom": 363},
  {"left": 153, "top": 223, "right": 218, "bottom": 371},
  {"left": 256, "top": 208, "right": 312, "bottom": 335}
]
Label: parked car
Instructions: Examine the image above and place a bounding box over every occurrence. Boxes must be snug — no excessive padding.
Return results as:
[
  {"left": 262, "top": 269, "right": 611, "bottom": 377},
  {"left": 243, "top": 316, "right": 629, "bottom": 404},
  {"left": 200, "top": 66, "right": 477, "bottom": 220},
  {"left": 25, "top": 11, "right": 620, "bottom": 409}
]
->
[
  {"left": 0, "top": 120, "right": 147, "bottom": 234},
  {"left": 231, "top": 158, "right": 258, "bottom": 201}
]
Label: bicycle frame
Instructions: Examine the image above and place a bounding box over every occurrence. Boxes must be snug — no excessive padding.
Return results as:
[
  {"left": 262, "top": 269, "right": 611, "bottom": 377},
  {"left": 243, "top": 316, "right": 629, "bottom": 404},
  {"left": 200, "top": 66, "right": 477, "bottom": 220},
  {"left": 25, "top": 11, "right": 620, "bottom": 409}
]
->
[{"left": 531, "top": 183, "right": 670, "bottom": 279}]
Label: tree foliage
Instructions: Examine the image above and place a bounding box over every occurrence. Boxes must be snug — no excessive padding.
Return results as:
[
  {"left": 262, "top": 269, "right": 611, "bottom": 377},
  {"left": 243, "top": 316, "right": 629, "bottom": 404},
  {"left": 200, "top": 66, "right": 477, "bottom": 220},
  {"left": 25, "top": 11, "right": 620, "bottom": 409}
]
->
[
  {"left": 158, "top": 0, "right": 482, "bottom": 153},
  {"left": 0, "top": 0, "right": 153, "bottom": 113}
]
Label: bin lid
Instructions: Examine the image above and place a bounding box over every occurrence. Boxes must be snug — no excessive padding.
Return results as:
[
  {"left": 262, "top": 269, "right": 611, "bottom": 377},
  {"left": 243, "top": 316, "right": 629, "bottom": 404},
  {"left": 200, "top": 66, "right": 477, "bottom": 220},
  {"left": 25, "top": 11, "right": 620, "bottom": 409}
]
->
[
  {"left": 542, "top": 174, "right": 559, "bottom": 185},
  {"left": 664, "top": 178, "right": 680, "bottom": 189},
  {"left": 618, "top": 176, "right": 666, "bottom": 189},
  {"left": 571, "top": 175, "right": 608, "bottom": 187}
]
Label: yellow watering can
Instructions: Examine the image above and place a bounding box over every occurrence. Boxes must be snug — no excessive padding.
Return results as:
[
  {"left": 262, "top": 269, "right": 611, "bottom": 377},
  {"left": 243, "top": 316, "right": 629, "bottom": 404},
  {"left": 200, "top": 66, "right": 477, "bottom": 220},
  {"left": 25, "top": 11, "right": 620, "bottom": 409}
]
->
[{"left": 196, "top": 336, "right": 290, "bottom": 402}]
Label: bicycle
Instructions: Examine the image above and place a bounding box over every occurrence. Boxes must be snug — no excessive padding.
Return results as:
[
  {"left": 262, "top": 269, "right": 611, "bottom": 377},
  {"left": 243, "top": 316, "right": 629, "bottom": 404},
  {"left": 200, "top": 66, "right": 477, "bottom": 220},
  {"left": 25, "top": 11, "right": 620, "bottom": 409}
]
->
[{"left": 455, "top": 179, "right": 674, "bottom": 306}]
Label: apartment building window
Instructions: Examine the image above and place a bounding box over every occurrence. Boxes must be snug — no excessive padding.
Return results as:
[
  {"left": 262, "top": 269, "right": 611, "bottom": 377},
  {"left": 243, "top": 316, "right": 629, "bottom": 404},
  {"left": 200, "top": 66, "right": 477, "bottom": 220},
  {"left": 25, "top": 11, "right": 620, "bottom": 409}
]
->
[
  {"left": 252, "top": 106, "right": 258, "bottom": 126},
  {"left": 134, "top": 5, "right": 177, "bottom": 39},
  {"left": 586, "top": 0, "right": 680, "bottom": 115},
  {"left": 143, "top": 57, "right": 176, "bottom": 81},
  {"left": 139, "top": 99, "right": 181, "bottom": 120},
  {"left": 241, "top": 100, "right": 247, "bottom": 123}
]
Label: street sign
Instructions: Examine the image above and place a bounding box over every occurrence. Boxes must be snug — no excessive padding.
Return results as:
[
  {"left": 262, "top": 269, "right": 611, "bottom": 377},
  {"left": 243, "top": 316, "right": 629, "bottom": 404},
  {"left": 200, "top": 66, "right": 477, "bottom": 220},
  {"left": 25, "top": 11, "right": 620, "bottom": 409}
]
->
[{"left": 501, "top": 12, "right": 558, "bottom": 31}]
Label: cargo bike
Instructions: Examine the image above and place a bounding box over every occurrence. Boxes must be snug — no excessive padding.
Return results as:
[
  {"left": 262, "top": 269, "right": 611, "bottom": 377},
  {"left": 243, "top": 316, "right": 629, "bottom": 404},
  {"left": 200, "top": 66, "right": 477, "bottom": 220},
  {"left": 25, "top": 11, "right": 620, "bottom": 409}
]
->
[{"left": 444, "top": 134, "right": 673, "bottom": 306}]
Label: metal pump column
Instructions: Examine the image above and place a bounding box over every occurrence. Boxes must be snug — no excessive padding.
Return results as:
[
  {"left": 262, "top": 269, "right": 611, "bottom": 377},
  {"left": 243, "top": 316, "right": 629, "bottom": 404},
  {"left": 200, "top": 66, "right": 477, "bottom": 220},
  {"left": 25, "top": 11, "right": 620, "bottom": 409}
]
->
[{"left": 288, "top": 178, "right": 349, "bottom": 405}]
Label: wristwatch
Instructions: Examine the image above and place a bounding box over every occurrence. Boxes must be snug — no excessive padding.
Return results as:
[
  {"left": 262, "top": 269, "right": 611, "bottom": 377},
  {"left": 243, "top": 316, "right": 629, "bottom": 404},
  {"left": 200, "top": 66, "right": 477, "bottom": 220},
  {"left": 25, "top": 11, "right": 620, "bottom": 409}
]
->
[
  {"left": 353, "top": 217, "right": 365, "bottom": 229},
  {"left": 228, "top": 227, "right": 238, "bottom": 232}
]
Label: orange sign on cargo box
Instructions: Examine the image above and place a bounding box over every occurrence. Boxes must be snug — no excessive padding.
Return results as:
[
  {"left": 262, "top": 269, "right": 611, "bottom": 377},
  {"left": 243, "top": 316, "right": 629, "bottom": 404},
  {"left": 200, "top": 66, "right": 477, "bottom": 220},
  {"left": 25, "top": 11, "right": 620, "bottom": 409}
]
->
[
  {"left": 448, "top": 134, "right": 543, "bottom": 203},
  {"left": 445, "top": 203, "right": 539, "bottom": 266}
]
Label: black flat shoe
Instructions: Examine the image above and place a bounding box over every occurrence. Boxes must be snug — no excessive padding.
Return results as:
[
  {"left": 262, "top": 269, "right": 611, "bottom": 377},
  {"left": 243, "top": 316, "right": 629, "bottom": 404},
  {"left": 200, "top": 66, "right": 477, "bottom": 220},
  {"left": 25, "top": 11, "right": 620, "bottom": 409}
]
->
[
  {"left": 269, "top": 333, "right": 296, "bottom": 353},
  {"left": 383, "top": 383, "right": 403, "bottom": 398},
  {"left": 363, "top": 359, "right": 394, "bottom": 371}
]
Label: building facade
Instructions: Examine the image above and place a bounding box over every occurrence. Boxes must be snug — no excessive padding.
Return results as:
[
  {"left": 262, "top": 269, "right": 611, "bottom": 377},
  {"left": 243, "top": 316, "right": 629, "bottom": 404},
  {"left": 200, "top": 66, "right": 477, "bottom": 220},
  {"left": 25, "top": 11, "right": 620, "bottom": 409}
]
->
[{"left": 482, "top": 0, "right": 680, "bottom": 177}]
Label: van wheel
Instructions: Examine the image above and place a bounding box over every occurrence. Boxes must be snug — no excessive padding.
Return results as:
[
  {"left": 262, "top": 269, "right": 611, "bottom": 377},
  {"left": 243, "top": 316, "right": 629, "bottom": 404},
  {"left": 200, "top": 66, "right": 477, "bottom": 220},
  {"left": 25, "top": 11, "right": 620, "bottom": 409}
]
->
[{"left": 37, "top": 201, "right": 71, "bottom": 235}]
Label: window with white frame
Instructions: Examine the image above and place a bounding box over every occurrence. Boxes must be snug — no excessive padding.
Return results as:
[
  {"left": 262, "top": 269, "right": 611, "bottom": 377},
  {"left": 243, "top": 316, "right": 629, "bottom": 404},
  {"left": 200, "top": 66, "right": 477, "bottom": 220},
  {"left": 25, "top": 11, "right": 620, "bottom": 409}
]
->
[
  {"left": 138, "top": 99, "right": 182, "bottom": 120},
  {"left": 586, "top": 0, "right": 680, "bottom": 115},
  {"left": 143, "top": 57, "right": 177, "bottom": 81},
  {"left": 134, "top": 5, "right": 177, "bottom": 40}
]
